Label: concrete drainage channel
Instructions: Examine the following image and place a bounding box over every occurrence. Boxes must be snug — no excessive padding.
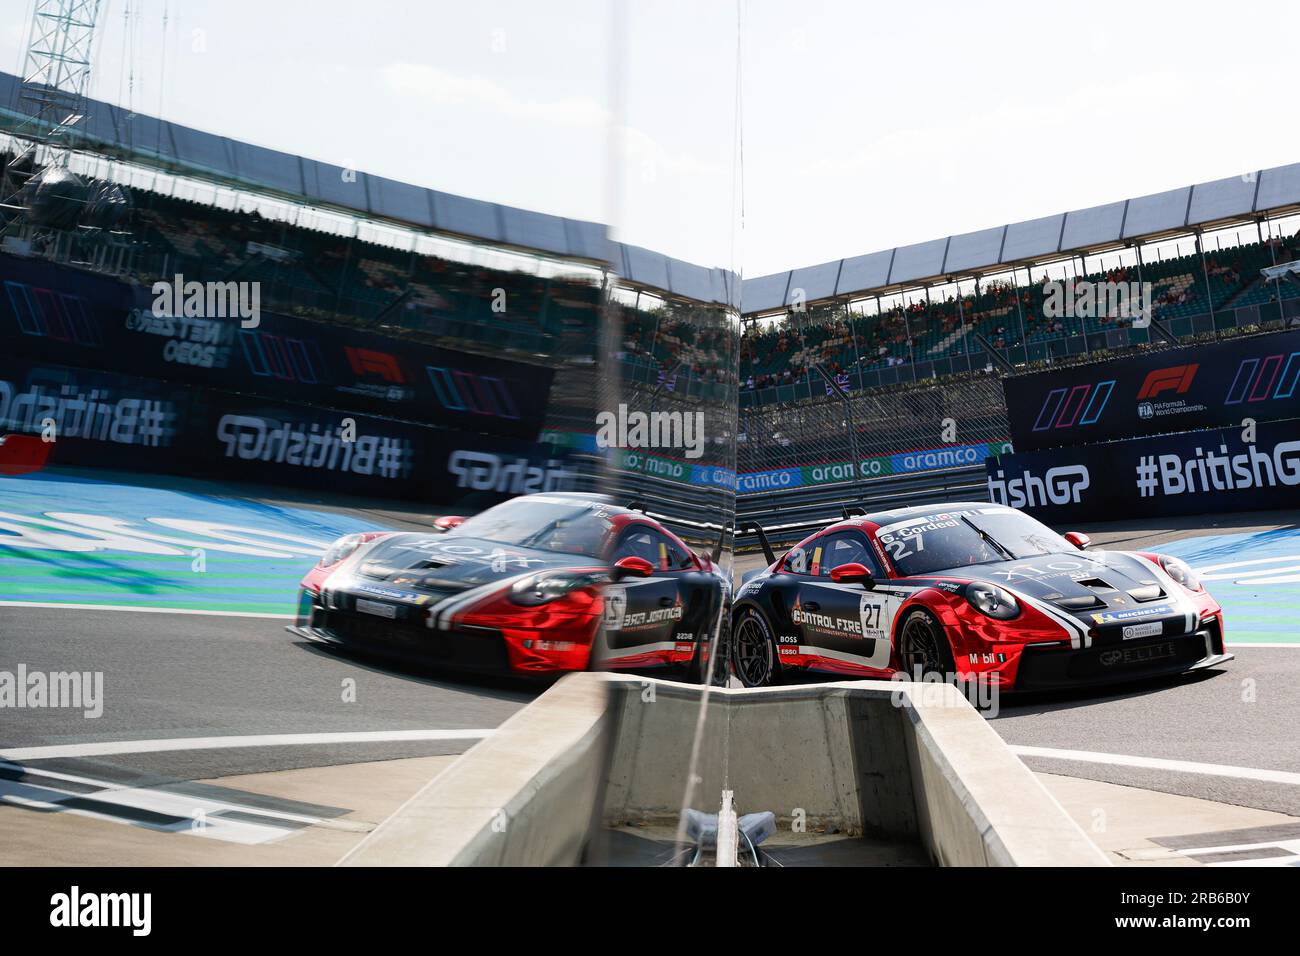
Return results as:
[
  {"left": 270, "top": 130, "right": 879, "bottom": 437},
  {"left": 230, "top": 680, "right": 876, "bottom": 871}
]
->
[{"left": 340, "top": 673, "right": 1107, "bottom": 867}]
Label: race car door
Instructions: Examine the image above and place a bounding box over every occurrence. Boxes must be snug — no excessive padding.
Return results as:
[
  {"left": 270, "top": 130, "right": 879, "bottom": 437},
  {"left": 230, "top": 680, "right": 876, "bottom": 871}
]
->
[
  {"left": 790, "top": 530, "right": 894, "bottom": 670},
  {"left": 596, "top": 524, "right": 686, "bottom": 663}
]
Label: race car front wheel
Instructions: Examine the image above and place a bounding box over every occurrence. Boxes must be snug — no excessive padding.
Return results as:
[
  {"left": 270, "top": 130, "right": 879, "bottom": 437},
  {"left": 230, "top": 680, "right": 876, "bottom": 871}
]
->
[
  {"left": 896, "top": 609, "right": 955, "bottom": 680},
  {"left": 731, "top": 606, "right": 778, "bottom": 688}
]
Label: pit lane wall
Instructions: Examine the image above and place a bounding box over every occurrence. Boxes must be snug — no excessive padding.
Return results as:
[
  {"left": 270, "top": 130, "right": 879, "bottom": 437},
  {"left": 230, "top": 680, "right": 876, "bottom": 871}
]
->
[{"left": 342, "top": 673, "right": 1106, "bottom": 867}]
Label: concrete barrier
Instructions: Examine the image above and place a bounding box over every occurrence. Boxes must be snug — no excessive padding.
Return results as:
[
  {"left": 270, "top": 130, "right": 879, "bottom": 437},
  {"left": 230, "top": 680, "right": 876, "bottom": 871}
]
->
[
  {"left": 342, "top": 673, "right": 1107, "bottom": 866},
  {"left": 338, "top": 672, "right": 611, "bottom": 866},
  {"left": 602, "top": 676, "right": 1107, "bottom": 866}
]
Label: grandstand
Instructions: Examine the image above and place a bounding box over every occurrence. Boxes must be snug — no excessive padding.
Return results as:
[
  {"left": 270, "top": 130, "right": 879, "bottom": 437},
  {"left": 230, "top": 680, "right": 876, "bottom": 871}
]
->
[
  {"left": 732, "top": 165, "right": 1300, "bottom": 537},
  {"left": 740, "top": 167, "right": 1300, "bottom": 409},
  {"left": 0, "top": 66, "right": 740, "bottom": 543},
  {"left": 0, "top": 66, "right": 739, "bottom": 429},
  {"left": 4, "top": 57, "right": 1297, "bottom": 539}
]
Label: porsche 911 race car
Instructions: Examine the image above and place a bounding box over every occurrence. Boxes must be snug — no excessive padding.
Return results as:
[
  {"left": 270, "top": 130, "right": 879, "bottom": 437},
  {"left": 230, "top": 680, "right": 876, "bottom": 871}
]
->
[
  {"left": 731, "top": 502, "right": 1232, "bottom": 691},
  {"left": 289, "top": 492, "right": 727, "bottom": 680}
]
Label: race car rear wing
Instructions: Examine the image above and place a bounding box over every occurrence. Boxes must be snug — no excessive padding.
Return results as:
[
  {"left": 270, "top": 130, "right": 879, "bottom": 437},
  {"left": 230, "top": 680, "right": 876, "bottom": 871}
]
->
[
  {"left": 742, "top": 521, "right": 776, "bottom": 566},
  {"left": 712, "top": 522, "right": 732, "bottom": 563},
  {"left": 841, "top": 506, "right": 866, "bottom": 520}
]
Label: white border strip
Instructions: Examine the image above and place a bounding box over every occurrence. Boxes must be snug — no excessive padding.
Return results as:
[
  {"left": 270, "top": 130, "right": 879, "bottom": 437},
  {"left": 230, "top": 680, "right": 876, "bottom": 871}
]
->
[
  {"left": 0, "top": 601, "right": 294, "bottom": 619},
  {"left": 0, "top": 729, "right": 495, "bottom": 761},
  {"left": 1011, "top": 745, "right": 1300, "bottom": 786}
]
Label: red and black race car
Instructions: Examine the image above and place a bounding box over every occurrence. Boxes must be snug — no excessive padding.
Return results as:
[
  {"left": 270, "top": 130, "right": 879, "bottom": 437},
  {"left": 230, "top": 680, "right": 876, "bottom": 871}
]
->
[
  {"left": 731, "top": 502, "right": 1231, "bottom": 691},
  {"left": 289, "top": 492, "right": 727, "bottom": 680}
]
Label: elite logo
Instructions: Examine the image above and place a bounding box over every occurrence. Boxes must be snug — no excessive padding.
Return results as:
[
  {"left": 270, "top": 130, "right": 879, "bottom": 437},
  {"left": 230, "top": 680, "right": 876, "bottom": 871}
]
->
[{"left": 1137, "top": 364, "right": 1198, "bottom": 401}]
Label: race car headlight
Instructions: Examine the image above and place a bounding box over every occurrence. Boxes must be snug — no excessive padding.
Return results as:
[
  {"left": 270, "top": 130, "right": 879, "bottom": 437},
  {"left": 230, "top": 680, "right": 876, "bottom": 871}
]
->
[
  {"left": 1159, "top": 556, "right": 1203, "bottom": 592},
  {"left": 508, "top": 569, "right": 605, "bottom": 607},
  {"left": 964, "top": 582, "right": 1020, "bottom": 620},
  {"left": 317, "top": 533, "right": 364, "bottom": 569}
]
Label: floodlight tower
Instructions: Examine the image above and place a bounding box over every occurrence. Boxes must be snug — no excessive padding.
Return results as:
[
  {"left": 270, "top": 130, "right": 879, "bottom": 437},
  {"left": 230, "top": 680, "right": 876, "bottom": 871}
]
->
[
  {"left": 1, "top": 0, "right": 103, "bottom": 232},
  {"left": 12, "top": 0, "right": 105, "bottom": 163}
]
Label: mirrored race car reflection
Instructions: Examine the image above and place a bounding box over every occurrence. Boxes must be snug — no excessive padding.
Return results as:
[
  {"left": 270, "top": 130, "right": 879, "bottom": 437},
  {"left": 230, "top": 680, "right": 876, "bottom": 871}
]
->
[{"left": 290, "top": 492, "right": 728, "bottom": 681}]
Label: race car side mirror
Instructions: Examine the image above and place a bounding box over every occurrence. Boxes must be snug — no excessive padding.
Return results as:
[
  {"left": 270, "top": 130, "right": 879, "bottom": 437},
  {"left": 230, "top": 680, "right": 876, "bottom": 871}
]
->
[
  {"left": 830, "top": 562, "right": 875, "bottom": 589},
  {"left": 612, "top": 556, "right": 654, "bottom": 580},
  {"left": 1064, "top": 531, "right": 1090, "bottom": 550},
  {"left": 433, "top": 515, "right": 465, "bottom": 532}
]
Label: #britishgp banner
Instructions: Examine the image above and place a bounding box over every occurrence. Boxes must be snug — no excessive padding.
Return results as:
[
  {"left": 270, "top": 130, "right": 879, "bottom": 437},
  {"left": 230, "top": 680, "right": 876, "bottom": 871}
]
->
[
  {"left": 985, "top": 417, "right": 1300, "bottom": 524},
  {"left": 0, "top": 356, "right": 579, "bottom": 505}
]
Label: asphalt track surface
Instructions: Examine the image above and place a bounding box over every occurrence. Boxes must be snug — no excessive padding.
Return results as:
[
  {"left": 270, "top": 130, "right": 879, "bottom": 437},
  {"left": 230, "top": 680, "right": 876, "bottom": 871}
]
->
[
  {"left": 1, "top": 606, "right": 535, "bottom": 780},
  {"left": 0, "top": 467, "right": 537, "bottom": 856},
  {"left": 2, "top": 468, "right": 1298, "bottom": 864},
  {"left": 988, "top": 509, "right": 1300, "bottom": 817}
]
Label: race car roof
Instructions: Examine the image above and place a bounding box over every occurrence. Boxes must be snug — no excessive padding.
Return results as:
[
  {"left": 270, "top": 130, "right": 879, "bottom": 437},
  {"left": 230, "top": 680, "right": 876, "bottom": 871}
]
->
[
  {"left": 533, "top": 491, "right": 643, "bottom": 520},
  {"left": 844, "top": 501, "right": 1003, "bottom": 531}
]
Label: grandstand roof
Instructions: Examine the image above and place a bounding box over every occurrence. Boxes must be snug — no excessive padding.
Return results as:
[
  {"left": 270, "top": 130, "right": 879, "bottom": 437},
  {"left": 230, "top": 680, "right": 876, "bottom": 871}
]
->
[
  {"left": 0, "top": 71, "right": 739, "bottom": 309},
  {"left": 742, "top": 163, "right": 1300, "bottom": 315}
]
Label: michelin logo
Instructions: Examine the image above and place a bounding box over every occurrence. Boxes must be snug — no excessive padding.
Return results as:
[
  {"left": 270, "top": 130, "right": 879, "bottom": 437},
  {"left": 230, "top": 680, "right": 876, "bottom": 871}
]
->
[{"left": 987, "top": 465, "right": 1090, "bottom": 509}]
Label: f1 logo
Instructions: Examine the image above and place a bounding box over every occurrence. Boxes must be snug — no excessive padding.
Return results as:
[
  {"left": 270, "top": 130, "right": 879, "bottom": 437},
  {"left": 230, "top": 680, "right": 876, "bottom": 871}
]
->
[
  {"left": 345, "top": 346, "right": 405, "bottom": 383},
  {"left": 1137, "top": 364, "right": 1198, "bottom": 400}
]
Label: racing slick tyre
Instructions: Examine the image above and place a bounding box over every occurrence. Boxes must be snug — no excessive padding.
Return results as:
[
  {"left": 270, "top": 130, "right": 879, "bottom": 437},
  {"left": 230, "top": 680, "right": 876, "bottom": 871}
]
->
[
  {"left": 895, "top": 608, "right": 956, "bottom": 681},
  {"left": 730, "top": 606, "right": 780, "bottom": 688}
]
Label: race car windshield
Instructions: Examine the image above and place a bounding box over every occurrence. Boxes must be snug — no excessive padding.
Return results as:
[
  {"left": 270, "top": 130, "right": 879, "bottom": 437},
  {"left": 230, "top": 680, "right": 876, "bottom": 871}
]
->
[
  {"left": 877, "top": 509, "right": 1072, "bottom": 576},
  {"left": 961, "top": 511, "right": 1073, "bottom": 559},
  {"left": 451, "top": 498, "right": 613, "bottom": 558}
]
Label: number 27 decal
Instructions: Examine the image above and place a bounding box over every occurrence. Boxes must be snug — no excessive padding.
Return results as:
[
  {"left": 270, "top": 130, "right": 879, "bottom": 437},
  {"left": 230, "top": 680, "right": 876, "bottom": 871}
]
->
[{"left": 860, "top": 600, "right": 883, "bottom": 632}]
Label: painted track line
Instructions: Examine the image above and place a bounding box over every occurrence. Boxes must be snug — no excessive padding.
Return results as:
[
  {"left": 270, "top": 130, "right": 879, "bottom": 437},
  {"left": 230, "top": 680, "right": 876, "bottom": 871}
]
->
[
  {"left": 0, "top": 729, "right": 495, "bottom": 762},
  {"left": 0, "top": 600, "right": 294, "bottom": 619},
  {"left": 1011, "top": 745, "right": 1300, "bottom": 787}
]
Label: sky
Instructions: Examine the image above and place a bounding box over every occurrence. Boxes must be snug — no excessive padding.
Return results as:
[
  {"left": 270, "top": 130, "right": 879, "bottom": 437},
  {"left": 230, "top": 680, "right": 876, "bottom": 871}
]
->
[{"left": 3, "top": 0, "right": 1298, "bottom": 278}]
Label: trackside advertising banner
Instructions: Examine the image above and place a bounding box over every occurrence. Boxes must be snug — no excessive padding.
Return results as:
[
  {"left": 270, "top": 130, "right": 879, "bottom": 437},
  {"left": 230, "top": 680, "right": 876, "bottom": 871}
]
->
[
  {"left": 1003, "top": 328, "right": 1300, "bottom": 452},
  {"left": 0, "top": 357, "right": 576, "bottom": 504},
  {"left": 536, "top": 433, "right": 738, "bottom": 490},
  {"left": 0, "top": 252, "right": 555, "bottom": 440},
  {"left": 985, "top": 417, "right": 1300, "bottom": 523},
  {"left": 738, "top": 441, "right": 1012, "bottom": 495}
]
